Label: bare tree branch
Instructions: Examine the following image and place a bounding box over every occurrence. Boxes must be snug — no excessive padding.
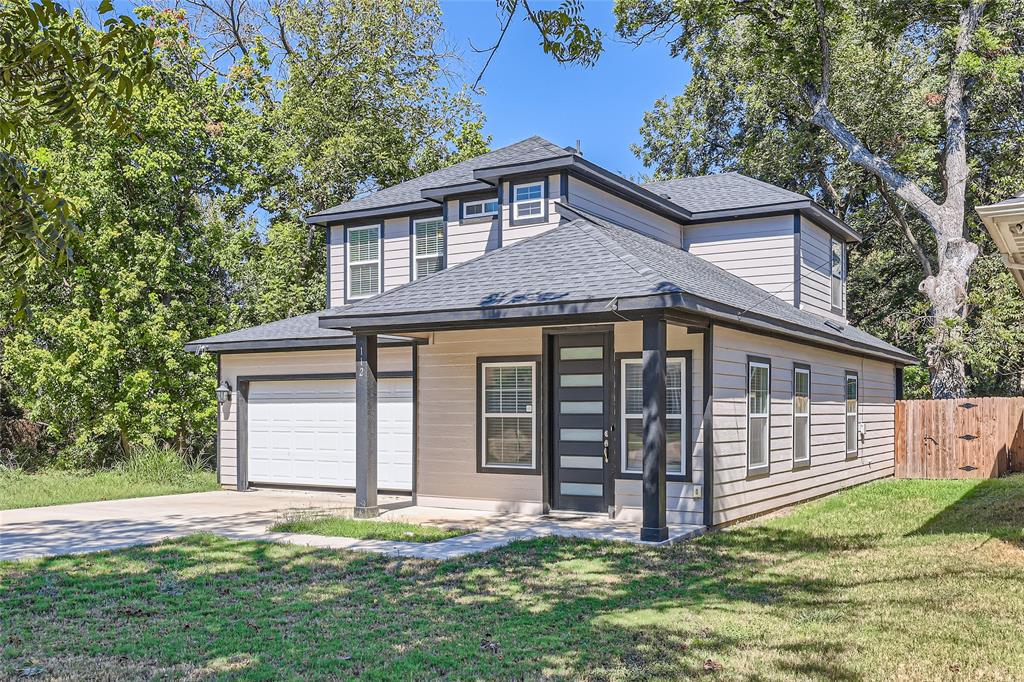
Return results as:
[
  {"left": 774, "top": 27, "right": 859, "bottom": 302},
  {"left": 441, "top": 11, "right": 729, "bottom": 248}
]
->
[
  {"left": 877, "top": 176, "right": 934, "bottom": 277},
  {"left": 471, "top": 4, "right": 516, "bottom": 88}
]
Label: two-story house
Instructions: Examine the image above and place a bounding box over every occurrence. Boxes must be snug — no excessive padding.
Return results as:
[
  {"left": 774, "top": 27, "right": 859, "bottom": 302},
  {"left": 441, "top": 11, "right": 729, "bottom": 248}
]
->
[{"left": 186, "top": 136, "right": 916, "bottom": 541}]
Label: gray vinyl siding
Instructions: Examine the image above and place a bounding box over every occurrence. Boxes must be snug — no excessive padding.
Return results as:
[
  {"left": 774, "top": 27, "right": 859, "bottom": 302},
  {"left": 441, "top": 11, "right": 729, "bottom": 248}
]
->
[
  {"left": 501, "top": 173, "right": 563, "bottom": 245},
  {"left": 567, "top": 177, "right": 684, "bottom": 247},
  {"left": 684, "top": 215, "right": 796, "bottom": 305},
  {"left": 611, "top": 322, "right": 704, "bottom": 527},
  {"left": 384, "top": 216, "right": 412, "bottom": 290},
  {"left": 415, "top": 327, "right": 544, "bottom": 512},
  {"left": 710, "top": 326, "right": 895, "bottom": 525},
  {"left": 328, "top": 225, "right": 345, "bottom": 307},
  {"left": 446, "top": 198, "right": 501, "bottom": 267},
  {"left": 800, "top": 218, "right": 845, "bottom": 322},
  {"left": 217, "top": 347, "right": 414, "bottom": 489}
]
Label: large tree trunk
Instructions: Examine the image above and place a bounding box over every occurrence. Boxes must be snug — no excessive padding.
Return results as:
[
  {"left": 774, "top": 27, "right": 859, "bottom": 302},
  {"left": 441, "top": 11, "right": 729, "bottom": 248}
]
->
[{"left": 919, "top": 216, "right": 978, "bottom": 398}]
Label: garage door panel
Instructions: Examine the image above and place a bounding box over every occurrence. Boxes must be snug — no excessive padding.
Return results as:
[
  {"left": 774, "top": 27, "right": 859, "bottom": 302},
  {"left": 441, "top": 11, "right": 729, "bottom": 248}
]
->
[{"left": 247, "top": 378, "right": 411, "bottom": 490}]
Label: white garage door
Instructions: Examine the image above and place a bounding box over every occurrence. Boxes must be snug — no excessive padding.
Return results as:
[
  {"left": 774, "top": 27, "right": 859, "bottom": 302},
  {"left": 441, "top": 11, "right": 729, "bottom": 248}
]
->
[{"left": 247, "top": 378, "right": 413, "bottom": 491}]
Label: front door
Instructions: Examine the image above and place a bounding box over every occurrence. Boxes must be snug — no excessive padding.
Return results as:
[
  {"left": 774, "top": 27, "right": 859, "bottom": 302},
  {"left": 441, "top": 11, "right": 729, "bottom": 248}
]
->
[{"left": 551, "top": 330, "right": 612, "bottom": 513}]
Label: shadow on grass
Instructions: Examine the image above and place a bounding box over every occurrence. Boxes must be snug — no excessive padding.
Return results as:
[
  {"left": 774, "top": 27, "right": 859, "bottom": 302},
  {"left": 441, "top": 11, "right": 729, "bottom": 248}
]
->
[
  {"left": 0, "top": 524, "right": 881, "bottom": 680},
  {"left": 910, "top": 476, "right": 1024, "bottom": 546}
]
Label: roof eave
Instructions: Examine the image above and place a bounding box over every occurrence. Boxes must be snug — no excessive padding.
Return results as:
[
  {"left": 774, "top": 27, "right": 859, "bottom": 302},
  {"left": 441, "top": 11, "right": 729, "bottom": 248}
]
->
[
  {"left": 419, "top": 180, "right": 495, "bottom": 201},
  {"left": 304, "top": 199, "right": 441, "bottom": 225},
  {"left": 319, "top": 293, "right": 917, "bottom": 366},
  {"left": 685, "top": 202, "right": 861, "bottom": 243}
]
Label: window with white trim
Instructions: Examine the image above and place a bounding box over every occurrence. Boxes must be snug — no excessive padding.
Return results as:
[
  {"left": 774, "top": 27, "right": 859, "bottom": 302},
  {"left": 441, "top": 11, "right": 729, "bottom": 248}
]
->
[
  {"left": 747, "top": 360, "right": 770, "bottom": 472},
  {"left": 413, "top": 217, "right": 445, "bottom": 280},
  {"left": 831, "top": 237, "right": 845, "bottom": 311},
  {"left": 845, "top": 372, "right": 859, "bottom": 455},
  {"left": 463, "top": 198, "right": 499, "bottom": 219},
  {"left": 512, "top": 181, "right": 544, "bottom": 220},
  {"left": 793, "top": 366, "right": 810, "bottom": 466},
  {"left": 481, "top": 362, "right": 535, "bottom": 468},
  {"left": 621, "top": 357, "right": 685, "bottom": 475},
  {"left": 347, "top": 225, "right": 380, "bottom": 299}
]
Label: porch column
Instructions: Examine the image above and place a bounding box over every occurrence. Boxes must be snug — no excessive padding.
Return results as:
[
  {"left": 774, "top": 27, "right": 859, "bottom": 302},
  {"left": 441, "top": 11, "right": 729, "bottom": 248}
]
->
[
  {"left": 641, "top": 314, "right": 668, "bottom": 542},
  {"left": 354, "top": 333, "right": 379, "bottom": 518}
]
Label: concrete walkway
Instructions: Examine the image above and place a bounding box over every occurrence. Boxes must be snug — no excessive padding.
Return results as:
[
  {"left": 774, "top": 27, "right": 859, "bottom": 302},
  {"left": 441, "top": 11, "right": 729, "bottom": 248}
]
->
[{"left": 0, "top": 490, "right": 704, "bottom": 562}]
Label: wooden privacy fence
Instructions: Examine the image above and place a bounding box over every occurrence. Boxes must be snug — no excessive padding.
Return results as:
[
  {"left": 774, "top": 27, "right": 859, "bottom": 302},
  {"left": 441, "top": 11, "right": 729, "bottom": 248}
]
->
[{"left": 895, "top": 398, "right": 1024, "bottom": 478}]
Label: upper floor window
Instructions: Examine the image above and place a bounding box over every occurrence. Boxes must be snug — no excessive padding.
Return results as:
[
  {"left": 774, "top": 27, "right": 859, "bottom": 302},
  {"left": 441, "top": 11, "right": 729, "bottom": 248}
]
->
[
  {"left": 413, "top": 217, "right": 445, "bottom": 280},
  {"left": 513, "top": 181, "right": 544, "bottom": 220},
  {"left": 831, "top": 238, "right": 845, "bottom": 312},
  {"left": 747, "top": 358, "right": 771, "bottom": 474},
  {"left": 463, "top": 198, "right": 499, "bottom": 219},
  {"left": 347, "top": 225, "right": 380, "bottom": 299}
]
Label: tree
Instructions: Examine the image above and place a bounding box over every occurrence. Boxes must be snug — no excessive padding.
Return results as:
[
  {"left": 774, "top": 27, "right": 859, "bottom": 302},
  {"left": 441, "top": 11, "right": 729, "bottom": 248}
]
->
[
  {"left": 514, "top": 0, "right": 1024, "bottom": 397},
  {"left": 1, "top": 8, "right": 265, "bottom": 464},
  {"left": 0, "top": 0, "right": 156, "bottom": 311}
]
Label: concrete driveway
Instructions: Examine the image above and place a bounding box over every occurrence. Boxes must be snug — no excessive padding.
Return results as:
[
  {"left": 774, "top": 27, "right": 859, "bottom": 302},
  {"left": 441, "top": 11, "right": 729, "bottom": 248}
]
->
[{"left": 0, "top": 489, "right": 407, "bottom": 561}]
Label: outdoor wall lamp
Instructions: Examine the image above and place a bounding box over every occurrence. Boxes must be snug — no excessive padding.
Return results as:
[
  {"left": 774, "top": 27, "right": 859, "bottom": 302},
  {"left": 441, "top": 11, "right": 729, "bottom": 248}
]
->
[{"left": 215, "top": 380, "right": 232, "bottom": 405}]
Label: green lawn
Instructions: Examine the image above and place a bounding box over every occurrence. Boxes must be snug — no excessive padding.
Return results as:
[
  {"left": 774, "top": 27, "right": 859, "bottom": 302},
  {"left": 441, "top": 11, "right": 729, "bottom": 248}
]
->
[
  {"left": 0, "top": 467, "right": 218, "bottom": 510},
  {"left": 2, "top": 477, "right": 1023, "bottom": 680},
  {"left": 270, "top": 516, "right": 472, "bottom": 542}
]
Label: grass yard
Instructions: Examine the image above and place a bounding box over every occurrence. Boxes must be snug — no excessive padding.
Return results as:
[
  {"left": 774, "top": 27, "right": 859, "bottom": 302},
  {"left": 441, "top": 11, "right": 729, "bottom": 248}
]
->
[
  {"left": 0, "top": 466, "right": 218, "bottom": 510},
  {"left": 270, "top": 515, "right": 472, "bottom": 542},
  {"left": 2, "top": 477, "right": 1023, "bottom": 680}
]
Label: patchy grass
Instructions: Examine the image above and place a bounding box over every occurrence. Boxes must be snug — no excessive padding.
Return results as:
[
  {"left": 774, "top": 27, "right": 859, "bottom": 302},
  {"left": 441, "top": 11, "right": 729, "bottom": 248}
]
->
[
  {"left": 270, "top": 515, "right": 471, "bottom": 543},
  {"left": 2, "top": 477, "right": 1023, "bottom": 680},
  {"left": 0, "top": 464, "right": 217, "bottom": 510}
]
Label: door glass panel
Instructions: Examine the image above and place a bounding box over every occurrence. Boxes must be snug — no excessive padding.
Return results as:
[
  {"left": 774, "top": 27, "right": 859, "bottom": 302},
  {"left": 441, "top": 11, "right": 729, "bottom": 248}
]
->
[
  {"left": 560, "top": 401, "right": 603, "bottom": 414},
  {"left": 560, "top": 482, "right": 603, "bottom": 497},
  {"left": 560, "top": 373, "right": 602, "bottom": 387},
  {"left": 560, "top": 428, "right": 603, "bottom": 442},
  {"left": 560, "top": 455, "right": 603, "bottom": 469},
  {"left": 559, "top": 346, "right": 603, "bottom": 360}
]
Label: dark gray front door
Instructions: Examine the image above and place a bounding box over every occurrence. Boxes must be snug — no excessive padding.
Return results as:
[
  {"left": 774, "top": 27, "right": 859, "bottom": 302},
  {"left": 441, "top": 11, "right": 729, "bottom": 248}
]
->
[{"left": 551, "top": 331, "right": 612, "bottom": 513}]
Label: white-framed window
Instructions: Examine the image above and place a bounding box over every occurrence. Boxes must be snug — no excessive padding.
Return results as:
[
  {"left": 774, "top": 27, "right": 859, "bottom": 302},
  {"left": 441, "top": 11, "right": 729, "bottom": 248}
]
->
[
  {"left": 621, "top": 357, "right": 686, "bottom": 475},
  {"left": 793, "top": 365, "right": 810, "bottom": 466},
  {"left": 413, "top": 217, "right": 445, "bottom": 280},
  {"left": 845, "top": 371, "right": 859, "bottom": 455},
  {"left": 747, "top": 359, "right": 771, "bottom": 473},
  {"left": 463, "top": 197, "right": 499, "bottom": 219},
  {"left": 347, "top": 225, "right": 381, "bottom": 299},
  {"left": 512, "top": 181, "right": 544, "bottom": 220},
  {"left": 480, "top": 361, "right": 535, "bottom": 469},
  {"left": 831, "top": 237, "right": 845, "bottom": 311}
]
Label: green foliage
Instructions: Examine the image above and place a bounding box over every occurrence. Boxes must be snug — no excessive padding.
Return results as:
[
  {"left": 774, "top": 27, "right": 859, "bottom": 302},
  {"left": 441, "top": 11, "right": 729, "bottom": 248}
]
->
[
  {"left": 0, "top": 1, "right": 487, "bottom": 468},
  {"left": 615, "top": 0, "right": 1024, "bottom": 396},
  {"left": 270, "top": 515, "right": 472, "bottom": 542},
  {"left": 0, "top": 0, "right": 156, "bottom": 310}
]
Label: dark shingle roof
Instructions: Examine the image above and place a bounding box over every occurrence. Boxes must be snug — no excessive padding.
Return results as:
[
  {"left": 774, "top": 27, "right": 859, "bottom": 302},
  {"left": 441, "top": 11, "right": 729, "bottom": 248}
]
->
[
  {"left": 307, "top": 136, "right": 569, "bottom": 219},
  {"left": 184, "top": 311, "right": 410, "bottom": 353},
  {"left": 323, "top": 207, "right": 914, "bottom": 363},
  {"left": 642, "top": 173, "right": 809, "bottom": 214}
]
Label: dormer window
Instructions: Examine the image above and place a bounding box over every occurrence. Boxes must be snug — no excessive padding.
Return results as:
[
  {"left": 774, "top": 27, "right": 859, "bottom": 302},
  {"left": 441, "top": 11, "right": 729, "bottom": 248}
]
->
[
  {"left": 513, "top": 181, "right": 544, "bottom": 220},
  {"left": 463, "top": 198, "right": 499, "bottom": 219}
]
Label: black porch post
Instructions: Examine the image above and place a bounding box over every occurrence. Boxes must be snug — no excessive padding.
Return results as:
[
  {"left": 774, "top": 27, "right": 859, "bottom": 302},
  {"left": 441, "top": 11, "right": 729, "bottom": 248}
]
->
[
  {"left": 641, "top": 314, "right": 668, "bottom": 542},
  {"left": 355, "top": 333, "right": 379, "bottom": 518}
]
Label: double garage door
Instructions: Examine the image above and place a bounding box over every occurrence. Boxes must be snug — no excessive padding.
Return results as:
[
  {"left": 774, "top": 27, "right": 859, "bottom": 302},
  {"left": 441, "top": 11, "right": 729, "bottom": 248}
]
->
[{"left": 246, "top": 378, "right": 413, "bottom": 491}]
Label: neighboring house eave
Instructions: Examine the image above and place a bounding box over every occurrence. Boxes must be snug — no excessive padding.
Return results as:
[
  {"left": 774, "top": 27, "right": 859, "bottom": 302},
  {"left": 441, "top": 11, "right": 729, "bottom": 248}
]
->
[
  {"left": 976, "top": 197, "right": 1024, "bottom": 294},
  {"left": 317, "top": 292, "right": 918, "bottom": 366}
]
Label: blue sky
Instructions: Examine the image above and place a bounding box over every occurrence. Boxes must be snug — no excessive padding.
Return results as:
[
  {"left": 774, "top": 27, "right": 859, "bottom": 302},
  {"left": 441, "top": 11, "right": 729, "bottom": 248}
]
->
[{"left": 441, "top": 1, "right": 690, "bottom": 180}]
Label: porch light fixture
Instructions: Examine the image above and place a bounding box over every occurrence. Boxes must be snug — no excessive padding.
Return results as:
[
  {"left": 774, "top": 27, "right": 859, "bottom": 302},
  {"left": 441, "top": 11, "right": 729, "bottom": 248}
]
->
[{"left": 215, "top": 380, "right": 232, "bottom": 405}]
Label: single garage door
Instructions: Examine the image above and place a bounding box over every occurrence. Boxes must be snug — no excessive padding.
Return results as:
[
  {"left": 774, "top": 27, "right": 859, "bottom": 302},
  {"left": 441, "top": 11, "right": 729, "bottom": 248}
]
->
[{"left": 246, "top": 378, "right": 412, "bottom": 491}]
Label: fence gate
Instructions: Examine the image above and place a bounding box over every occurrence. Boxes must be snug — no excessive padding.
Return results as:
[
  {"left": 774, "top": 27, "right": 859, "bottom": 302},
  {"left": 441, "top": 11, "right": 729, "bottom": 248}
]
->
[{"left": 894, "top": 398, "right": 1024, "bottom": 478}]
